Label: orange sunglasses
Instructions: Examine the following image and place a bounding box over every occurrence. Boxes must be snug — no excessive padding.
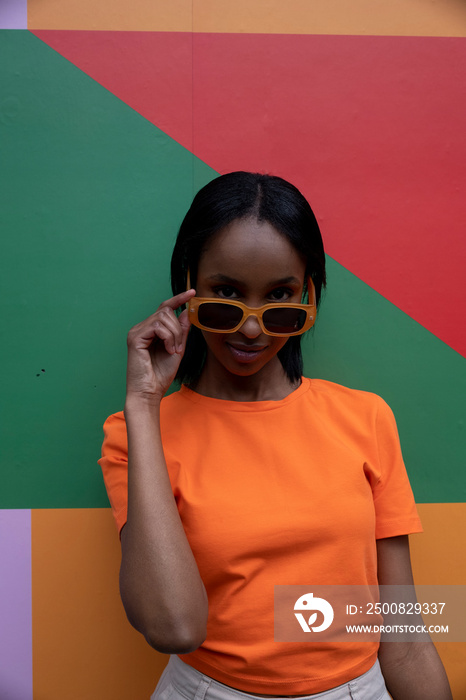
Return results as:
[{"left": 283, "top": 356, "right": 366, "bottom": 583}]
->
[{"left": 186, "top": 271, "right": 317, "bottom": 337}]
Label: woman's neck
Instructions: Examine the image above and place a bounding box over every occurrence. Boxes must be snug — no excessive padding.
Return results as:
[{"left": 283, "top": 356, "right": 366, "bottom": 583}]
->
[{"left": 188, "top": 355, "right": 301, "bottom": 402}]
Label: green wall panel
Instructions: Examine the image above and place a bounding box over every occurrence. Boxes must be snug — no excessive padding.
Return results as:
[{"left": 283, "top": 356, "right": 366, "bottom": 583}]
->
[
  {"left": 0, "top": 31, "right": 216, "bottom": 507},
  {"left": 1, "top": 31, "right": 464, "bottom": 508}
]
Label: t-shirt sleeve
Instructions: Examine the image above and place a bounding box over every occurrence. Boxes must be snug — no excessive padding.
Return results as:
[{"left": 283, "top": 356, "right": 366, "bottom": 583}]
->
[
  {"left": 97, "top": 411, "right": 129, "bottom": 536},
  {"left": 371, "top": 397, "right": 423, "bottom": 539}
]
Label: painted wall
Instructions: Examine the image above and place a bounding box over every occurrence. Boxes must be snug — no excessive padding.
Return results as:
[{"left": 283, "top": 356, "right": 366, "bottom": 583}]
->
[{"left": 1, "top": 1, "right": 465, "bottom": 697}]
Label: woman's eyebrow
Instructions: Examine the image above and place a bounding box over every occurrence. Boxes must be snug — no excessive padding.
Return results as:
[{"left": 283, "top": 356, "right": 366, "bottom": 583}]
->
[
  {"left": 270, "top": 276, "right": 302, "bottom": 286},
  {"left": 205, "top": 274, "right": 243, "bottom": 285},
  {"left": 205, "top": 274, "right": 302, "bottom": 286}
]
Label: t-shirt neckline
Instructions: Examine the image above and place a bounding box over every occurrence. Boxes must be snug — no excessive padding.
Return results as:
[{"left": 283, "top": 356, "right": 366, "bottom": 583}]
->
[{"left": 178, "top": 377, "right": 311, "bottom": 412}]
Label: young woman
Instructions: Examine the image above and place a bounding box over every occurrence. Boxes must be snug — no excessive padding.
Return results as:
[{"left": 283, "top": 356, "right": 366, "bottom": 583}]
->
[{"left": 99, "top": 172, "right": 452, "bottom": 700}]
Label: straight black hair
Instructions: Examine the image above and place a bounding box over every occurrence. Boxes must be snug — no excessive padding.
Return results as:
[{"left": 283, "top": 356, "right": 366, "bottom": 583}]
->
[{"left": 170, "top": 172, "right": 326, "bottom": 386}]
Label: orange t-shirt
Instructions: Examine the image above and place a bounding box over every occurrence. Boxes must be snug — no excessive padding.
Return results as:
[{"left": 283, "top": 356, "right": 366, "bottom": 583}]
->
[{"left": 98, "top": 377, "right": 422, "bottom": 694}]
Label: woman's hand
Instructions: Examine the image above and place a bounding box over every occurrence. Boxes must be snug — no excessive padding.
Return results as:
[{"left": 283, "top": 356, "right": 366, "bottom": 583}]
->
[{"left": 126, "top": 289, "right": 196, "bottom": 403}]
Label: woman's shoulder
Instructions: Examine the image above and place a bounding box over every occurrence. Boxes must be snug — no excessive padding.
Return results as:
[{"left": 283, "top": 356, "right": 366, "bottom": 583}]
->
[
  {"left": 304, "top": 378, "right": 401, "bottom": 446},
  {"left": 305, "top": 377, "right": 392, "bottom": 414},
  {"left": 103, "top": 410, "right": 125, "bottom": 425},
  {"left": 102, "top": 389, "right": 187, "bottom": 429}
]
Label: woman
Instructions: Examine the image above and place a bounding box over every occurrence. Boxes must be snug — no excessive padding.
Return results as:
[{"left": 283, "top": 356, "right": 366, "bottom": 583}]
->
[{"left": 99, "top": 172, "right": 452, "bottom": 699}]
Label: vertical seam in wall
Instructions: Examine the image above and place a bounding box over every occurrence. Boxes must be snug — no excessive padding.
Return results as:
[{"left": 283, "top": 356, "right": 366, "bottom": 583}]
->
[{"left": 191, "top": 0, "right": 195, "bottom": 198}]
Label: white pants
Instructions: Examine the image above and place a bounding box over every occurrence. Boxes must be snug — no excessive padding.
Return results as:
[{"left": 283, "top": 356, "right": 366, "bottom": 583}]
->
[{"left": 151, "top": 655, "right": 391, "bottom": 700}]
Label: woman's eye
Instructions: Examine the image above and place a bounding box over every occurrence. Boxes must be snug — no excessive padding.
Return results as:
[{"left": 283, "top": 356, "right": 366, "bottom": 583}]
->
[
  {"left": 214, "top": 286, "right": 238, "bottom": 299},
  {"left": 269, "top": 287, "right": 292, "bottom": 301}
]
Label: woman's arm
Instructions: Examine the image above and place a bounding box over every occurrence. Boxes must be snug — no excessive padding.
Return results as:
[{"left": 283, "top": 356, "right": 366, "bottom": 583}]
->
[
  {"left": 376, "top": 536, "right": 452, "bottom": 700},
  {"left": 119, "top": 290, "right": 208, "bottom": 654}
]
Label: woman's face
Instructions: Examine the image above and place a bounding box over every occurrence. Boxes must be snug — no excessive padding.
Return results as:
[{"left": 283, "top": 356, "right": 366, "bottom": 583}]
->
[{"left": 195, "top": 217, "right": 307, "bottom": 379}]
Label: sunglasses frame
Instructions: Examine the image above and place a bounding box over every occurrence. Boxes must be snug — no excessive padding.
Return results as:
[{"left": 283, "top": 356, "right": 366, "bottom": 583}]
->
[{"left": 186, "top": 270, "right": 317, "bottom": 337}]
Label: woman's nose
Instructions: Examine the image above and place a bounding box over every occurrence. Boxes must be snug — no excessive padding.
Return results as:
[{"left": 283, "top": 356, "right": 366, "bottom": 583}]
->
[{"left": 238, "top": 313, "right": 262, "bottom": 338}]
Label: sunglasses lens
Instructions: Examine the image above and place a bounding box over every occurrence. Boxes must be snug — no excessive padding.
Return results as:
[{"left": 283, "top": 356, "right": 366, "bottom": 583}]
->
[
  {"left": 198, "top": 302, "right": 244, "bottom": 330},
  {"left": 263, "top": 308, "right": 307, "bottom": 334}
]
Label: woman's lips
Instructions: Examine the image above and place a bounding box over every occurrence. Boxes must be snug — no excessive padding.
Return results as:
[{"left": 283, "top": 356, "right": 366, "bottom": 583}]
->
[{"left": 226, "top": 343, "right": 268, "bottom": 363}]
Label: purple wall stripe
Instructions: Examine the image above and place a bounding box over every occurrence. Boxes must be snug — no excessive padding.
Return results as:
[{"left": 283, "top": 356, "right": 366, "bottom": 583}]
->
[
  {"left": 0, "top": 510, "right": 32, "bottom": 700},
  {"left": 0, "top": 0, "right": 27, "bottom": 29}
]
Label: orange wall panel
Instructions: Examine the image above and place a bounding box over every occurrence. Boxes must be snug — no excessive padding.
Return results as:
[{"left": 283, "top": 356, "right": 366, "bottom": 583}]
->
[
  {"left": 28, "top": 0, "right": 193, "bottom": 32},
  {"left": 28, "top": 0, "right": 466, "bottom": 36},
  {"left": 410, "top": 504, "right": 466, "bottom": 699},
  {"left": 31, "top": 509, "right": 167, "bottom": 699}
]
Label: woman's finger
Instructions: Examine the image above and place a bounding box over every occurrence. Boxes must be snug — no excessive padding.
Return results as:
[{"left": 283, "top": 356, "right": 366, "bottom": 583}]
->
[
  {"left": 129, "top": 290, "right": 195, "bottom": 341},
  {"left": 158, "top": 288, "right": 196, "bottom": 312},
  {"left": 151, "top": 320, "right": 179, "bottom": 355},
  {"left": 176, "top": 308, "right": 192, "bottom": 353},
  {"left": 129, "top": 304, "right": 182, "bottom": 346},
  {"left": 154, "top": 309, "right": 190, "bottom": 354}
]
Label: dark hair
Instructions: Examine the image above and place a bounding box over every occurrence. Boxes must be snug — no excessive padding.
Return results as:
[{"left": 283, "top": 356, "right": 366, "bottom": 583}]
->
[{"left": 171, "top": 171, "right": 326, "bottom": 385}]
